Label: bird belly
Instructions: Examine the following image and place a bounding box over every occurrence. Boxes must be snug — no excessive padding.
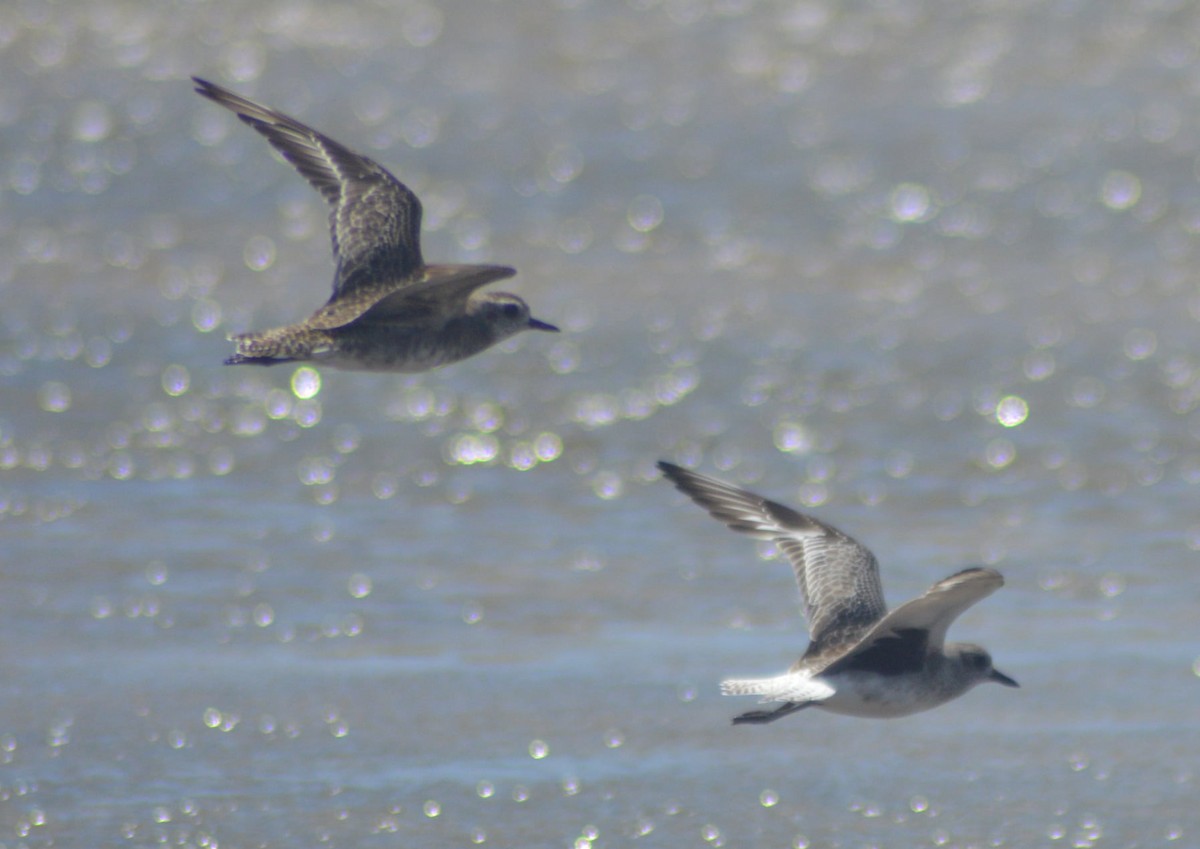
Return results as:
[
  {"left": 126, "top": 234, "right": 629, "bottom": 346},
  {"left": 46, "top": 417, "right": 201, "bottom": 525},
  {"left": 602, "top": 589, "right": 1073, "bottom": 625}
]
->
[
  {"left": 324, "top": 324, "right": 489, "bottom": 373},
  {"left": 815, "top": 671, "right": 955, "bottom": 719}
]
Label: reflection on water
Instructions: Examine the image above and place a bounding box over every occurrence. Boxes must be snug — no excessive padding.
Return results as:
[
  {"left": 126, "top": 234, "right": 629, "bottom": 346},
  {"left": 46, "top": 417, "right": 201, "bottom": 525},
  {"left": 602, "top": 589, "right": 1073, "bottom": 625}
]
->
[{"left": 2, "top": 2, "right": 1199, "bottom": 846}]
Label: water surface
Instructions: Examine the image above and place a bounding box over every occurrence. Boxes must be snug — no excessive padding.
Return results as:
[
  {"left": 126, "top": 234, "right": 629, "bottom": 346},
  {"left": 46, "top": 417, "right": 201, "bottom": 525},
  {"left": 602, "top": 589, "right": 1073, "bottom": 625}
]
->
[{"left": 2, "top": 2, "right": 1198, "bottom": 846}]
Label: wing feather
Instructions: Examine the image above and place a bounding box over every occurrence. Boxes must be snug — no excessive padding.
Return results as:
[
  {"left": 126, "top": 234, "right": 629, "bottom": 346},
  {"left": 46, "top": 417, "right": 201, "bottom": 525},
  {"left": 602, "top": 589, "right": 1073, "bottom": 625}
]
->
[
  {"left": 657, "top": 462, "right": 887, "bottom": 655},
  {"left": 193, "top": 77, "right": 423, "bottom": 298}
]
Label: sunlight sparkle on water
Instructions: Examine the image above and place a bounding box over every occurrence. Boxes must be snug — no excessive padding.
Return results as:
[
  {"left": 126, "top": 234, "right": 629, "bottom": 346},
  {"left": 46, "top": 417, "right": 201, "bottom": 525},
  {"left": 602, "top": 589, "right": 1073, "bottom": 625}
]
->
[
  {"left": 1123, "top": 328, "right": 1157, "bottom": 360},
  {"left": 985, "top": 438, "right": 1015, "bottom": 469},
  {"left": 191, "top": 299, "right": 221, "bottom": 332},
  {"left": 774, "top": 421, "right": 813, "bottom": 454},
  {"left": 1100, "top": 171, "right": 1141, "bottom": 211},
  {"left": 447, "top": 433, "right": 499, "bottom": 465},
  {"left": 996, "top": 395, "right": 1028, "bottom": 427},
  {"left": 535, "top": 432, "right": 563, "bottom": 461},
  {"left": 889, "top": 182, "right": 932, "bottom": 222},
  {"left": 291, "top": 367, "right": 321, "bottom": 400},
  {"left": 348, "top": 574, "right": 372, "bottom": 598},
  {"left": 37, "top": 382, "right": 71, "bottom": 412},
  {"left": 162, "top": 364, "right": 190, "bottom": 397},
  {"left": 243, "top": 235, "right": 276, "bottom": 271},
  {"left": 627, "top": 194, "right": 665, "bottom": 232},
  {"left": 546, "top": 143, "right": 584, "bottom": 184},
  {"left": 592, "top": 471, "right": 622, "bottom": 499}
]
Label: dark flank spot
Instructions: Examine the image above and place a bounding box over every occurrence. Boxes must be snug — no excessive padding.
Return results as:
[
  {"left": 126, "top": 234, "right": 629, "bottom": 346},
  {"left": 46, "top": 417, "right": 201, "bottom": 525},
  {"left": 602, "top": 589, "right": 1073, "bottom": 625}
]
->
[{"left": 829, "top": 628, "right": 928, "bottom": 677}]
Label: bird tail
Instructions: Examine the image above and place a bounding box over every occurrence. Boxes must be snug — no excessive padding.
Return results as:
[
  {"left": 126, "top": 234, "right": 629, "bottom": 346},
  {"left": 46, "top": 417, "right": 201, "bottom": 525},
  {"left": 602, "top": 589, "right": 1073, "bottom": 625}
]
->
[
  {"left": 721, "top": 676, "right": 787, "bottom": 701},
  {"left": 721, "top": 673, "right": 835, "bottom": 704},
  {"left": 225, "top": 329, "right": 314, "bottom": 366}
]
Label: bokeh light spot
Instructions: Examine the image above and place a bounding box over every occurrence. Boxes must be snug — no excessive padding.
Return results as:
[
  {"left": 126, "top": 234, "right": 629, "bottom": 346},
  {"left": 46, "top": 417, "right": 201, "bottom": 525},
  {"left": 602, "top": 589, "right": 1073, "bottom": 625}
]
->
[
  {"left": 291, "top": 367, "right": 321, "bottom": 400},
  {"left": 996, "top": 395, "right": 1028, "bottom": 427}
]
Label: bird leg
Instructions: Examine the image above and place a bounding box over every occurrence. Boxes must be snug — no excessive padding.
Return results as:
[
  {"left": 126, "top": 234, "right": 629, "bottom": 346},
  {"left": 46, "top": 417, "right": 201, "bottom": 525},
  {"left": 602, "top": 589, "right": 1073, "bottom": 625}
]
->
[{"left": 731, "top": 701, "right": 810, "bottom": 725}]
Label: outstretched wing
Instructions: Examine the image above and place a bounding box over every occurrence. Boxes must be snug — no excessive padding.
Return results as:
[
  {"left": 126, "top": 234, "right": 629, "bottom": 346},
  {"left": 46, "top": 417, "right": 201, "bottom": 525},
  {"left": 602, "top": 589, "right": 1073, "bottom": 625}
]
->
[
  {"left": 193, "top": 77, "right": 423, "bottom": 299},
  {"left": 821, "top": 568, "right": 1004, "bottom": 677},
  {"left": 304, "top": 264, "right": 516, "bottom": 329},
  {"left": 864, "top": 567, "right": 1003, "bottom": 651},
  {"left": 657, "top": 462, "right": 887, "bottom": 656}
]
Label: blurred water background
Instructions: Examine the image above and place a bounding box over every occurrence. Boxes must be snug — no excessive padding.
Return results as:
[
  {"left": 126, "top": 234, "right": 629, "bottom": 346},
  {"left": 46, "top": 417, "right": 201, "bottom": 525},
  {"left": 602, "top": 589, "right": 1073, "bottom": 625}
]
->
[{"left": 2, "top": 1, "right": 1199, "bottom": 846}]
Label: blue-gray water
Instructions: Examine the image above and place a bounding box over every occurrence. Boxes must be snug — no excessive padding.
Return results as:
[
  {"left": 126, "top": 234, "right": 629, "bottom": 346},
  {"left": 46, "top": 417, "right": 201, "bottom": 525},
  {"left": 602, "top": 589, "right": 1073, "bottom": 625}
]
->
[{"left": 2, "top": 2, "right": 1198, "bottom": 846}]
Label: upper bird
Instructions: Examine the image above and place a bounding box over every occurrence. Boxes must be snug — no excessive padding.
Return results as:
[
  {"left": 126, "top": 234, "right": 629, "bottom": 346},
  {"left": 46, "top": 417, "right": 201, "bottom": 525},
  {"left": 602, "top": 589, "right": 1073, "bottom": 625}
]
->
[
  {"left": 192, "top": 77, "right": 558, "bottom": 371},
  {"left": 657, "top": 462, "right": 1018, "bottom": 725}
]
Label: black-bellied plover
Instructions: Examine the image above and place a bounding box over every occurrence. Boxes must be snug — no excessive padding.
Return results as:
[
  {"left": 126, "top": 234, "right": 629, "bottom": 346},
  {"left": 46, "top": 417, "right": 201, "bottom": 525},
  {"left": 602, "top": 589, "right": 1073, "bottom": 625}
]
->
[
  {"left": 193, "top": 77, "right": 558, "bottom": 371},
  {"left": 657, "top": 462, "right": 1018, "bottom": 725}
]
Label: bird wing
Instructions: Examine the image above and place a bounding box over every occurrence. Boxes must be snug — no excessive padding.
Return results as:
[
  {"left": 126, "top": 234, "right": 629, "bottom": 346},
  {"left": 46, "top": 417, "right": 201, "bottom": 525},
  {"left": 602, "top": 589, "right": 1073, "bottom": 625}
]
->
[
  {"left": 302, "top": 264, "right": 516, "bottom": 330},
  {"left": 868, "top": 567, "right": 1004, "bottom": 650},
  {"left": 820, "top": 567, "right": 1004, "bottom": 676},
  {"left": 193, "top": 77, "right": 423, "bottom": 300},
  {"left": 657, "top": 462, "right": 887, "bottom": 656}
]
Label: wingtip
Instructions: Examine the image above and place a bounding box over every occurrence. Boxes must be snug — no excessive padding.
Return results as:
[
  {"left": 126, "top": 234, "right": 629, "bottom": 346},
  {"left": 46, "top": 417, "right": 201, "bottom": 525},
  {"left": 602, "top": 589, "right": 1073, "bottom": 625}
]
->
[
  {"left": 192, "top": 76, "right": 244, "bottom": 107},
  {"left": 656, "top": 459, "right": 681, "bottom": 475},
  {"left": 656, "top": 460, "right": 687, "bottom": 486},
  {"left": 656, "top": 461, "right": 712, "bottom": 494},
  {"left": 192, "top": 76, "right": 231, "bottom": 106},
  {"left": 942, "top": 566, "right": 1005, "bottom": 589}
]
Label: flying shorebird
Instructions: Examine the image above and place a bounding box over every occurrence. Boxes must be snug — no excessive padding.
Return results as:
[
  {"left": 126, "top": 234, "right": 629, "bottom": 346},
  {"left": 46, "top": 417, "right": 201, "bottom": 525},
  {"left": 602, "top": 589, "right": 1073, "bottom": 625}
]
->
[
  {"left": 192, "top": 77, "right": 558, "bottom": 371},
  {"left": 657, "top": 462, "right": 1018, "bottom": 725}
]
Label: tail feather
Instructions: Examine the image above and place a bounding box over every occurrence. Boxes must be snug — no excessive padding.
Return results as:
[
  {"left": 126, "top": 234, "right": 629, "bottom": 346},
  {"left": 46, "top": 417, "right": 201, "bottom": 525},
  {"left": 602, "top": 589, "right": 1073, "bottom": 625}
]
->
[
  {"left": 225, "top": 328, "right": 318, "bottom": 366},
  {"left": 721, "top": 677, "right": 781, "bottom": 700},
  {"left": 721, "top": 673, "right": 836, "bottom": 704}
]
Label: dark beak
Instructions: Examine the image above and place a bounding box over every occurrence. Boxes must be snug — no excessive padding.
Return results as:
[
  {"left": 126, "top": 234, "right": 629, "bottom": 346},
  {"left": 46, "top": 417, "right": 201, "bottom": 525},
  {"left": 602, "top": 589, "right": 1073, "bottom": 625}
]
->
[
  {"left": 990, "top": 668, "right": 1019, "bottom": 688},
  {"left": 528, "top": 318, "right": 560, "bottom": 332}
]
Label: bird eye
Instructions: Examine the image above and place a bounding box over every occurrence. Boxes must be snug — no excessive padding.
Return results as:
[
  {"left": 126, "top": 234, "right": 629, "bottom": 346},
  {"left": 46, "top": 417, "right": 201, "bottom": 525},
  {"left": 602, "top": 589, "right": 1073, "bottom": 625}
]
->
[{"left": 502, "top": 303, "right": 520, "bottom": 318}]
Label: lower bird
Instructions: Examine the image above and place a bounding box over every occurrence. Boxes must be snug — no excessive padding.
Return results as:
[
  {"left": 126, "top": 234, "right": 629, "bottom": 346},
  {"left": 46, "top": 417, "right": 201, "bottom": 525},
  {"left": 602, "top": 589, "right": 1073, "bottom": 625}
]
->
[
  {"left": 193, "top": 77, "right": 558, "bottom": 372},
  {"left": 657, "top": 462, "right": 1018, "bottom": 725}
]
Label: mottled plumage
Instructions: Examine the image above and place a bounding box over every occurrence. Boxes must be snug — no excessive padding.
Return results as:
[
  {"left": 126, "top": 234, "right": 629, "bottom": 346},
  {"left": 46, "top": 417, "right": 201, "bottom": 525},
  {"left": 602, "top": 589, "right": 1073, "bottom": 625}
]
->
[
  {"left": 658, "top": 462, "right": 1018, "bottom": 725},
  {"left": 193, "top": 77, "right": 557, "bottom": 371}
]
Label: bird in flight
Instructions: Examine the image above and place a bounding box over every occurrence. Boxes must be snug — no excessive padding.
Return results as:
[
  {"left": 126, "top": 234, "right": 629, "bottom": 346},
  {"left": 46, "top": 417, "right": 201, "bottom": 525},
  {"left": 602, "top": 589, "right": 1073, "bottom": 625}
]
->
[
  {"left": 658, "top": 462, "right": 1018, "bottom": 725},
  {"left": 193, "top": 77, "right": 557, "bottom": 372}
]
